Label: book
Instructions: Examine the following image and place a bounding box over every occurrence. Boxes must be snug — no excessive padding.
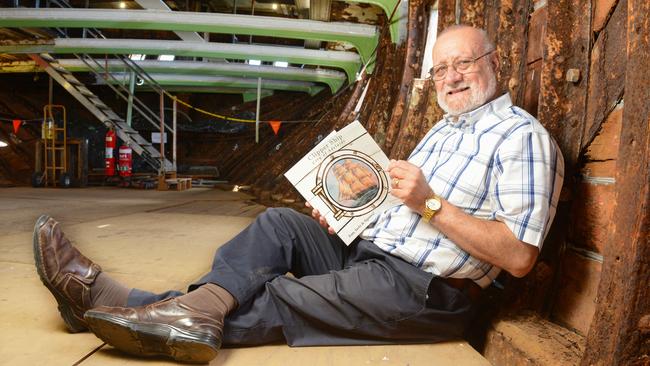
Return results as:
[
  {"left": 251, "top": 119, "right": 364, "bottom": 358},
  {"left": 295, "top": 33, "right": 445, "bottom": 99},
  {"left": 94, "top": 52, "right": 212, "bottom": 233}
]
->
[{"left": 284, "top": 120, "right": 401, "bottom": 244}]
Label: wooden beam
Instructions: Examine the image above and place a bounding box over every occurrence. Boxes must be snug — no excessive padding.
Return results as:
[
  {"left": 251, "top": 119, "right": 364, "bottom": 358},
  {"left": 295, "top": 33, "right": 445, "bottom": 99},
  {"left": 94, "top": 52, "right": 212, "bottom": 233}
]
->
[
  {"left": 493, "top": 0, "right": 532, "bottom": 105},
  {"left": 384, "top": 0, "right": 427, "bottom": 157},
  {"left": 537, "top": 0, "right": 591, "bottom": 173},
  {"left": 436, "top": 0, "right": 456, "bottom": 31},
  {"left": 581, "top": 0, "right": 650, "bottom": 364},
  {"left": 581, "top": 0, "right": 627, "bottom": 152}
]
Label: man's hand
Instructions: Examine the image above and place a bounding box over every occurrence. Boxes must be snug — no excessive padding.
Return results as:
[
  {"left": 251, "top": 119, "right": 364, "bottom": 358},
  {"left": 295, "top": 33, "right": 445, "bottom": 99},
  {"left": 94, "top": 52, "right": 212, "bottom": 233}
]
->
[
  {"left": 388, "top": 160, "right": 434, "bottom": 214},
  {"left": 305, "top": 202, "right": 336, "bottom": 235}
]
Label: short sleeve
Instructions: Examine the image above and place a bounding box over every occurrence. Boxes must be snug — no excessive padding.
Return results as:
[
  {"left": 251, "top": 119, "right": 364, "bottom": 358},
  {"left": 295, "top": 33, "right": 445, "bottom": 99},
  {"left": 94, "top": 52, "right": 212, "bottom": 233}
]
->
[{"left": 491, "top": 131, "right": 564, "bottom": 248}]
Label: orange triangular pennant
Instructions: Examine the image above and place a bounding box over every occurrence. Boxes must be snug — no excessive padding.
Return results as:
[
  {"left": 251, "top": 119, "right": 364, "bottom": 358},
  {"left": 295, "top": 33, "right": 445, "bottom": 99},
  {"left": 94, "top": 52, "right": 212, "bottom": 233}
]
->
[
  {"left": 12, "top": 119, "right": 21, "bottom": 134},
  {"left": 269, "top": 120, "right": 281, "bottom": 136}
]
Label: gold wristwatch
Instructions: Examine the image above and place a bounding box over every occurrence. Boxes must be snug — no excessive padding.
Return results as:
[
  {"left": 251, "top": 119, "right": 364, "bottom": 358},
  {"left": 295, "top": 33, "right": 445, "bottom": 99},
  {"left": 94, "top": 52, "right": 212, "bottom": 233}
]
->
[{"left": 422, "top": 194, "right": 442, "bottom": 222}]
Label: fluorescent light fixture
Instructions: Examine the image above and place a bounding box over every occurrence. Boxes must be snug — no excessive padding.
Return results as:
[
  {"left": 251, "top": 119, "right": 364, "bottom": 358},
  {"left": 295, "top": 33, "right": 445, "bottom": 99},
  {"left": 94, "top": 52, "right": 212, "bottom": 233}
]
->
[
  {"left": 0, "top": 140, "right": 7, "bottom": 148},
  {"left": 119, "top": 1, "right": 126, "bottom": 8},
  {"left": 248, "top": 59, "right": 261, "bottom": 66},
  {"left": 129, "top": 54, "right": 146, "bottom": 61},
  {"left": 273, "top": 61, "right": 289, "bottom": 68},
  {"left": 272, "top": 3, "right": 278, "bottom": 10},
  {"left": 158, "top": 54, "right": 175, "bottom": 61}
]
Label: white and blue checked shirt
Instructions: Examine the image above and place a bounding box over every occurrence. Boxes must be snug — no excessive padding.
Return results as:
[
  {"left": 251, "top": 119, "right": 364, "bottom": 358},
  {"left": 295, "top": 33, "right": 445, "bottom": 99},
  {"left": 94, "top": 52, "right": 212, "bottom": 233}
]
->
[{"left": 361, "top": 93, "right": 564, "bottom": 288}]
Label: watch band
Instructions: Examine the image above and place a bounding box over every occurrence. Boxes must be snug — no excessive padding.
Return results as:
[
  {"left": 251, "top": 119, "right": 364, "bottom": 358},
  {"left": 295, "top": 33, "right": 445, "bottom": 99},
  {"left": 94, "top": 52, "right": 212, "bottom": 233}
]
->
[{"left": 422, "top": 194, "right": 441, "bottom": 222}]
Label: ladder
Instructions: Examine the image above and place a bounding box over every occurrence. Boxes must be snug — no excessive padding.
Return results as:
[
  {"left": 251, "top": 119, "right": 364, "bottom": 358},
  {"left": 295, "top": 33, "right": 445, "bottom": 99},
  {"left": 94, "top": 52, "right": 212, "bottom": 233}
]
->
[{"left": 41, "top": 104, "right": 67, "bottom": 187}]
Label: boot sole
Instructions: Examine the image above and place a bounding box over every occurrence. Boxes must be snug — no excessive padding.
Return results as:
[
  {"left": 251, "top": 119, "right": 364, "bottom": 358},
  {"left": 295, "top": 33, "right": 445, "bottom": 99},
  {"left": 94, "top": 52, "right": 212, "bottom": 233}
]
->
[
  {"left": 32, "top": 214, "right": 88, "bottom": 333},
  {"left": 85, "top": 310, "right": 220, "bottom": 364}
]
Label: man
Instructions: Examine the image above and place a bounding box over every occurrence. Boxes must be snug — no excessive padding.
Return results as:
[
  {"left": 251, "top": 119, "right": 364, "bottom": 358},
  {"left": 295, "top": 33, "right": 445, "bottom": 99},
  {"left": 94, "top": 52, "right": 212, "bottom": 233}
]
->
[{"left": 33, "top": 25, "right": 563, "bottom": 363}]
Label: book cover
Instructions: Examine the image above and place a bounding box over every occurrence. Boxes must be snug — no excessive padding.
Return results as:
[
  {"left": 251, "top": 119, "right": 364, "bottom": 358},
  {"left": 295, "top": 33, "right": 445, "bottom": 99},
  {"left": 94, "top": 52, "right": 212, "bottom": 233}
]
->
[{"left": 285, "top": 120, "right": 400, "bottom": 244}]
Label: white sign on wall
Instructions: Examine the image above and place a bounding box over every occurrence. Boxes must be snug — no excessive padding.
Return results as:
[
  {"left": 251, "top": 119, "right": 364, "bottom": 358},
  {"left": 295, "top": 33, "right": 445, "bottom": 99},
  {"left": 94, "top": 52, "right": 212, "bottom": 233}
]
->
[{"left": 151, "top": 132, "right": 167, "bottom": 144}]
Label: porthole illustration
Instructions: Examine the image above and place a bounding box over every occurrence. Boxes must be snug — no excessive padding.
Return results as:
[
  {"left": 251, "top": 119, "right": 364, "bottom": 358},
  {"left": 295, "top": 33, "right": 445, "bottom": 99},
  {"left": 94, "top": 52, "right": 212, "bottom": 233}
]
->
[{"left": 311, "top": 149, "right": 389, "bottom": 220}]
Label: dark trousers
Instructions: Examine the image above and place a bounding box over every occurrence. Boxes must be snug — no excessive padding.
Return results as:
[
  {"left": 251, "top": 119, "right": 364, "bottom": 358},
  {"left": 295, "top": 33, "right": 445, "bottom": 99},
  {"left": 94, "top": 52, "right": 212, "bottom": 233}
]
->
[{"left": 127, "top": 207, "right": 475, "bottom": 347}]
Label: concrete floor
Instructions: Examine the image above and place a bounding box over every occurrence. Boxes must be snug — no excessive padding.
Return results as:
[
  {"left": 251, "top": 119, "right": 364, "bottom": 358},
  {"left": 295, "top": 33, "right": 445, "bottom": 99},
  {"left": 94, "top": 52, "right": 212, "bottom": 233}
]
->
[{"left": 0, "top": 187, "right": 490, "bottom": 365}]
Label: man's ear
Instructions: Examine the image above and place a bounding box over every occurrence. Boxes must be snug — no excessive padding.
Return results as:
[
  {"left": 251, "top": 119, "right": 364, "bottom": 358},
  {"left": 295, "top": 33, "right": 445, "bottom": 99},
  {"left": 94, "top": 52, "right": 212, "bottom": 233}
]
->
[{"left": 489, "top": 52, "right": 500, "bottom": 72}]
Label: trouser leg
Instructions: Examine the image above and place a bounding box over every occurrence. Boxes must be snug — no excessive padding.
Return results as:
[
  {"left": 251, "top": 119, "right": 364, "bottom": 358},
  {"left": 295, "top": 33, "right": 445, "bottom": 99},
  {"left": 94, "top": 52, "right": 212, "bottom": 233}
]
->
[
  {"left": 221, "top": 241, "right": 475, "bottom": 347},
  {"left": 125, "top": 207, "right": 474, "bottom": 347},
  {"left": 190, "top": 207, "right": 349, "bottom": 304},
  {"left": 126, "top": 207, "right": 346, "bottom": 307}
]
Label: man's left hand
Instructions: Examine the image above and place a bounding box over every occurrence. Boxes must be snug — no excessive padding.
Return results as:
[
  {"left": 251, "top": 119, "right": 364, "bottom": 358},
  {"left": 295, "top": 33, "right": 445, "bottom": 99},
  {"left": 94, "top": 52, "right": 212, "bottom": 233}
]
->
[{"left": 388, "top": 160, "right": 434, "bottom": 214}]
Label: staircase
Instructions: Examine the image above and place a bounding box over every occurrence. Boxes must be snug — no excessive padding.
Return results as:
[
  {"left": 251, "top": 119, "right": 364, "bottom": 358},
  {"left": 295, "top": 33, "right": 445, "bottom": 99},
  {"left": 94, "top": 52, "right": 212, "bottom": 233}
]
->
[
  {"left": 30, "top": 0, "right": 174, "bottom": 174},
  {"left": 29, "top": 53, "right": 173, "bottom": 173}
]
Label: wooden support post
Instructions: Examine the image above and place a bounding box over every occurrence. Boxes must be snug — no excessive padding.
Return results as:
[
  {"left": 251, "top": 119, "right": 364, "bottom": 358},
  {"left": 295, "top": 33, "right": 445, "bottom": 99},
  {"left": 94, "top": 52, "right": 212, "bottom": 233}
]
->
[
  {"left": 172, "top": 97, "right": 177, "bottom": 172},
  {"left": 255, "top": 77, "right": 261, "bottom": 143},
  {"left": 159, "top": 91, "right": 165, "bottom": 174},
  {"left": 581, "top": 0, "right": 650, "bottom": 364},
  {"left": 126, "top": 70, "right": 135, "bottom": 127}
]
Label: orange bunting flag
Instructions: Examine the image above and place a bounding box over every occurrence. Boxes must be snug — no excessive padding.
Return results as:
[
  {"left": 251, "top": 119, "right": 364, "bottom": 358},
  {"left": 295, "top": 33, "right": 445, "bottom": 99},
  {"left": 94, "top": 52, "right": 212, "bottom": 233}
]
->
[
  {"left": 12, "top": 119, "right": 22, "bottom": 134},
  {"left": 269, "top": 120, "right": 282, "bottom": 136}
]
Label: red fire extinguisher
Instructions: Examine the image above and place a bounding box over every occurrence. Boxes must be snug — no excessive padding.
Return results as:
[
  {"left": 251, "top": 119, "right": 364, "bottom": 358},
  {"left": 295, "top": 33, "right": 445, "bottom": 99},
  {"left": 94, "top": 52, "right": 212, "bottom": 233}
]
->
[
  {"left": 118, "top": 145, "right": 133, "bottom": 177},
  {"left": 105, "top": 129, "right": 116, "bottom": 176}
]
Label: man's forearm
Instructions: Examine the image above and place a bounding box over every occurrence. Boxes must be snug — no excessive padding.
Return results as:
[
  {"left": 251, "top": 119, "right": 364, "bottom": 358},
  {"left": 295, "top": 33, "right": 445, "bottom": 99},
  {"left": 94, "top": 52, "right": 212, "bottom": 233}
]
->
[{"left": 429, "top": 198, "right": 539, "bottom": 277}]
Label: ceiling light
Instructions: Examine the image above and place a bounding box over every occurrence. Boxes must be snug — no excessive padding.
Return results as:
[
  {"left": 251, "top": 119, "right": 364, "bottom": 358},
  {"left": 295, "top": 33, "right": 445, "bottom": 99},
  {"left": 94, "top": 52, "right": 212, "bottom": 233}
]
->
[
  {"left": 0, "top": 140, "right": 7, "bottom": 148},
  {"left": 273, "top": 61, "right": 288, "bottom": 68},
  {"left": 119, "top": 2, "right": 127, "bottom": 9},
  {"left": 158, "top": 54, "right": 175, "bottom": 61},
  {"left": 248, "top": 59, "right": 261, "bottom": 66},
  {"left": 129, "top": 54, "right": 146, "bottom": 61},
  {"left": 272, "top": 3, "right": 278, "bottom": 10}
]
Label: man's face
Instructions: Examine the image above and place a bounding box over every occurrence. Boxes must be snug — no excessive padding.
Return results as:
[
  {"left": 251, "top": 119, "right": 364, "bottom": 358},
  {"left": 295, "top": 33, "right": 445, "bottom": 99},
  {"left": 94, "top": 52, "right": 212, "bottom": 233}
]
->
[{"left": 431, "top": 29, "right": 498, "bottom": 116}]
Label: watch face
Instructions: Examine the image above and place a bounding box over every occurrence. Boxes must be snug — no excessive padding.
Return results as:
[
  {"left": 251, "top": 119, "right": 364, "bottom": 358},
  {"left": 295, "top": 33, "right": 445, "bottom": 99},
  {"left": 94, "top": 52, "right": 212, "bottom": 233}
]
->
[{"left": 426, "top": 198, "right": 441, "bottom": 211}]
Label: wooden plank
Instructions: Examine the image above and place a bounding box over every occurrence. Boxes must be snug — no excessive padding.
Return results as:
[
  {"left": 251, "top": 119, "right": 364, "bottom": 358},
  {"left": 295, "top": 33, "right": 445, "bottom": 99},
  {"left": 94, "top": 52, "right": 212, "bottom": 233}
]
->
[
  {"left": 357, "top": 24, "right": 405, "bottom": 144},
  {"left": 592, "top": 0, "right": 618, "bottom": 33},
  {"left": 389, "top": 79, "right": 437, "bottom": 159},
  {"left": 583, "top": 102, "right": 623, "bottom": 176},
  {"left": 526, "top": 5, "right": 546, "bottom": 64},
  {"left": 484, "top": 313, "right": 584, "bottom": 366},
  {"left": 552, "top": 251, "right": 602, "bottom": 335},
  {"left": 522, "top": 59, "right": 542, "bottom": 116},
  {"left": 570, "top": 182, "right": 615, "bottom": 254},
  {"left": 459, "top": 0, "right": 486, "bottom": 28},
  {"left": 436, "top": 0, "right": 456, "bottom": 31},
  {"left": 483, "top": 0, "right": 501, "bottom": 43},
  {"left": 582, "top": 0, "right": 626, "bottom": 153},
  {"left": 581, "top": 0, "right": 650, "bottom": 364},
  {"left": 537, "top": 0, "right": 591, "bottom": 174},
  {"left": 383, "top": 0, "right": 426, "bottom": 156},
  {"left": 494, "top": 0, "right": 532, "bottom": 105}
]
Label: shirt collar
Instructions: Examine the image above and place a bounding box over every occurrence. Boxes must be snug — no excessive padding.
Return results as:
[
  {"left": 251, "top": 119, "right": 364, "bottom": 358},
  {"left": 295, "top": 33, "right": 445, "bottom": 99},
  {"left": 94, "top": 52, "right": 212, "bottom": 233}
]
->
[{"left": 442, "top": 93, "right": 512, "bottom": 131}]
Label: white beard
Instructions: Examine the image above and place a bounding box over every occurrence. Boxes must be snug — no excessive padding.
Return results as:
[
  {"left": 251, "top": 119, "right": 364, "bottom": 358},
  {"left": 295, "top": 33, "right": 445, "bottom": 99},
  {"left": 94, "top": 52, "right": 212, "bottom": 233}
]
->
[{"left": 437, "top": 73, "right": 497, "bottom": 117}]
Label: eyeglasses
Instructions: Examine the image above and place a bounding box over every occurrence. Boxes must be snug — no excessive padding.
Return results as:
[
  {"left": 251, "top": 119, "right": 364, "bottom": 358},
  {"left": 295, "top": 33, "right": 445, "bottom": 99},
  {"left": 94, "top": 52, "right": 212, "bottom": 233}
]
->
[{"left": 428, "top": 49, "right": 495, "bottom": 81}]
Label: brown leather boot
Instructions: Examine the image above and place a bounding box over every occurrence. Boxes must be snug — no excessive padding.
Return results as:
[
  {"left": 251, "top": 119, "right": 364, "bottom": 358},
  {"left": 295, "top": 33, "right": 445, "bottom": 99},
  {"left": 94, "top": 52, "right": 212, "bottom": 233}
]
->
[
  {"left": 33, "top": 215, "right": 101, "bottom": 333},
  {"left": 84, "top": 298, "right": 223, "bottom": 364}
]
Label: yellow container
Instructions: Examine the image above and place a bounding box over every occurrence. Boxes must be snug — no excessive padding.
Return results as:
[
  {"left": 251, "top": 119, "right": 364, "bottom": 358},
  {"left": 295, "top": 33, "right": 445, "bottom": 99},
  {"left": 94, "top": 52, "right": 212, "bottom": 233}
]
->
[{"left": 41, "top": 120, "right": 54, "bottom": 140}]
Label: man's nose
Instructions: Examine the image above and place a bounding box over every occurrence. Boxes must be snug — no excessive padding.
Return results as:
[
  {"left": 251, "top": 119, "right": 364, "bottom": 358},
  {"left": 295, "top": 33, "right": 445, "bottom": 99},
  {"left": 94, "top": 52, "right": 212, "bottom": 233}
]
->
[{"left": 444, "top": 67, "right": 463, "bottom": 83}]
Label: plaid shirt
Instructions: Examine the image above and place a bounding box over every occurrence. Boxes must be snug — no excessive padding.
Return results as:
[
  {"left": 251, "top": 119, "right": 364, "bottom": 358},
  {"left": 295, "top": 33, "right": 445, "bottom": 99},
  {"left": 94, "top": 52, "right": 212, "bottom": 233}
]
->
[{"left": 361, "top": 93, "right": 564, "bottom": 288}]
